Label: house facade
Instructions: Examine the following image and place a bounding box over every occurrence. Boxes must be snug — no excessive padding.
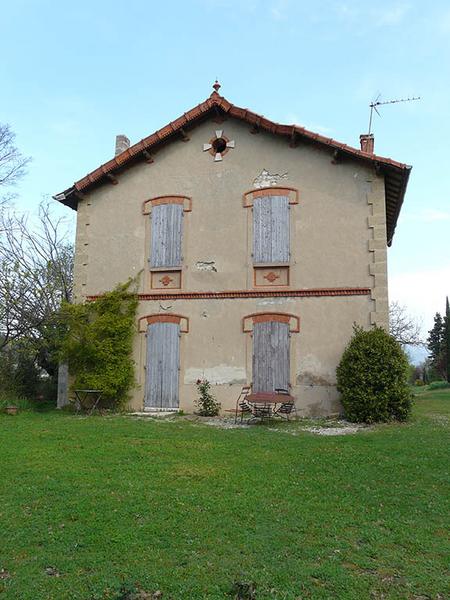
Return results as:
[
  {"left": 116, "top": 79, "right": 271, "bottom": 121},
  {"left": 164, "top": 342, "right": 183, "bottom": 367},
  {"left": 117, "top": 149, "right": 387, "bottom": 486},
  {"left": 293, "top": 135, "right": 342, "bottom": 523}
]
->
[{"left": 55, "top": 83, "right": 410, "bottom": 415}]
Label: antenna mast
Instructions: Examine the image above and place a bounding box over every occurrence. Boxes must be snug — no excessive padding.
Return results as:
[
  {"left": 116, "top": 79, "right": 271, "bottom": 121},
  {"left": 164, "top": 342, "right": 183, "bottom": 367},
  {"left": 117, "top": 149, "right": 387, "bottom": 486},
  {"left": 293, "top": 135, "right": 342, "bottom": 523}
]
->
[{"left": 368, "top": 95, "right": 421, "bottom": 135}]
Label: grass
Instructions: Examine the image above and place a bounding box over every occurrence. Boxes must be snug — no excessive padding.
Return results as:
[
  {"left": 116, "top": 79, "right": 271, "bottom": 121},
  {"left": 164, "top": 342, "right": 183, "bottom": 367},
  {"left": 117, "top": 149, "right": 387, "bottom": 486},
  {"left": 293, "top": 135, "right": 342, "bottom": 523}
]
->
[{"left": 0, "top": 388, "right": 449, "bottom": 599}]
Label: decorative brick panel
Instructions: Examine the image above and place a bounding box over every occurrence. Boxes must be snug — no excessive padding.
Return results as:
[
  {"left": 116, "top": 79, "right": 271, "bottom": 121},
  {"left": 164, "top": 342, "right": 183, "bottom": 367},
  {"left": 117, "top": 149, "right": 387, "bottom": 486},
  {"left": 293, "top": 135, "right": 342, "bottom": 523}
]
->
[
  {"left": 151, "top": 269, "right": 182, "bottom": 290},
  {"left": 254, "top": 266, "right": 289, "bottom": 287}
]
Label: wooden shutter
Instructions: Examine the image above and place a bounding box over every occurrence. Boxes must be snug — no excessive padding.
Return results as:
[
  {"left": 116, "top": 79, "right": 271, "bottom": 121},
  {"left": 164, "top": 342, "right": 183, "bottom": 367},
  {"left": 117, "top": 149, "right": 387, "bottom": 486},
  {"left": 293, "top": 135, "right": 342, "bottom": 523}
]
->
[
  {"left": 150, "top": 203, "right": 183, "bottom": 268},
  {"left": 252, "top": 320, "right": 290, "bottom": 392},
  {"left": 145, "top": 321, "right": 180, "bottom": 409},
  {"left": 253, "top": 195, "right": 289, "bottom": 264}
]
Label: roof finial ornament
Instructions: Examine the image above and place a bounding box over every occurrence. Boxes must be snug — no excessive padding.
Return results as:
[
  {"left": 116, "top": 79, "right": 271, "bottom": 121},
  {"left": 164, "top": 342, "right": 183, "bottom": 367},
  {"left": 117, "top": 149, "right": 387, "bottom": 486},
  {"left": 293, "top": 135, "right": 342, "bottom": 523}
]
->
[{"left": 212, "top": 79, "right": 221, "bottom": 93}]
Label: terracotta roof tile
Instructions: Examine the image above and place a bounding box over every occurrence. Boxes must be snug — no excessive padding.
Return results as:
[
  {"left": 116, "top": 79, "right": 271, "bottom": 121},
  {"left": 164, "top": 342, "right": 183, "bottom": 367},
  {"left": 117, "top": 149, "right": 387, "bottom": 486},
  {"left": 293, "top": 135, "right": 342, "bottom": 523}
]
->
[{"left": 56, "top": 90, "right": 411, "bottom": 244}]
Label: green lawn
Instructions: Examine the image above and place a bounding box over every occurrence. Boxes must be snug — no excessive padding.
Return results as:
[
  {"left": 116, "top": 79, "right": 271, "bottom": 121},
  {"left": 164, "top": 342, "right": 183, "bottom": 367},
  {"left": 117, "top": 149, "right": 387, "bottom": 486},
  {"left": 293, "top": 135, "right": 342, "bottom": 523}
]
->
[{"left": 0, "top": 389, "right": 449, "bottom": 599}]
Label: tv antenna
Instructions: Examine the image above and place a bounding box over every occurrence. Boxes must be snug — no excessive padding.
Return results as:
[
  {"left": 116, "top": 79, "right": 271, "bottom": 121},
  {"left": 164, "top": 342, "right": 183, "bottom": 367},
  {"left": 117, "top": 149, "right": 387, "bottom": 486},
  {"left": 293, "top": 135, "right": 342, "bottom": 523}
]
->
[{"left": 368, "top": 95, "right": 421, "bottom": 135}]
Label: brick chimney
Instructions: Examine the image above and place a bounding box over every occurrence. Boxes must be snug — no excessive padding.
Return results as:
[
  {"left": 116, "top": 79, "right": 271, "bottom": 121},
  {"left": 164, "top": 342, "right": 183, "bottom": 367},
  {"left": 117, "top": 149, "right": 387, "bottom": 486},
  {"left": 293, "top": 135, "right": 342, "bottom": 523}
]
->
[
  {"left": 360, "top": 133, "right": 374, "bottom": 154},
  {"left": 115, "top": 134, "right": 130, "bottom": 156}
]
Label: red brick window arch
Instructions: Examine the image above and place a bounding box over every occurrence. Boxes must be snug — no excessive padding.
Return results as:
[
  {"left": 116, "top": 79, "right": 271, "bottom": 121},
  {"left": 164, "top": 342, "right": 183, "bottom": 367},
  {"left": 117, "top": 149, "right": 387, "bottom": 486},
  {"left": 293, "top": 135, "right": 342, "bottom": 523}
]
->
[{"left": 138, "top": 313, "right": 189, "bottom": 333}]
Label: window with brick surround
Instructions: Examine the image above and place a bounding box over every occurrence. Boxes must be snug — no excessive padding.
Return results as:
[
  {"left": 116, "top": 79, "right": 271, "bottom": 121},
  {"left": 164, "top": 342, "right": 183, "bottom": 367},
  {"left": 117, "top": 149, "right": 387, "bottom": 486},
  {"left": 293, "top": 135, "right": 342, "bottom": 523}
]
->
[
  {"left": 243, "top": 187, "right": 299, "bottom": 288},
  {"left": 143, "top": 196, "right": 191, "bottom": 290}
]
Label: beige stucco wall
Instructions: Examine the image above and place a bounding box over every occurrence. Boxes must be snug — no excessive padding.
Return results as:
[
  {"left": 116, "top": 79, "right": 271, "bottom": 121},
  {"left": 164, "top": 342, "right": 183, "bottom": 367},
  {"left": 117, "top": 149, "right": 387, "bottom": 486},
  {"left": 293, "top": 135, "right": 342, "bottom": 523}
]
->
[{"left": 71, "top": 116, "right": 388, "bottom": 414}]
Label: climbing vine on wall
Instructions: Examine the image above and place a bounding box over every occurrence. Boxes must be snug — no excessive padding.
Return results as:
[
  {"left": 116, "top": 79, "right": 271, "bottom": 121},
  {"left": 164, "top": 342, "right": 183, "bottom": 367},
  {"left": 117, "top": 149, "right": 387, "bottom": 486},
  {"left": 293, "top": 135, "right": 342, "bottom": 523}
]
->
[{"left": 59, "top": 281, "right": 138, "bottom": 409}]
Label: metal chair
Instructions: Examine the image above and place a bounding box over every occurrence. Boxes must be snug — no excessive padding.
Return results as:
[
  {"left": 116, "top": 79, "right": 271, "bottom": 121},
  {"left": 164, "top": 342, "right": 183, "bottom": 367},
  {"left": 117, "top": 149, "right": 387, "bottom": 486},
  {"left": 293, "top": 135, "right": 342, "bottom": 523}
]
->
[
  {"left": 274, "top": 388, "right": 296, "bottom": 420},
  {"left": 224, "top": 385, "right": 252, "bottom": 423},
  {"left": 250, "top": 403, "right": 273, "bottom": 423}
]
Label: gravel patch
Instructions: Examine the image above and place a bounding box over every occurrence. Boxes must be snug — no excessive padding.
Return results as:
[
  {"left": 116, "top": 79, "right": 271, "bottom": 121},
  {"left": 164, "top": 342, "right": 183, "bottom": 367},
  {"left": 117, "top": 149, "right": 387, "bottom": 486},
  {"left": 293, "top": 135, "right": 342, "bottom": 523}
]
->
[
  {"left": 298, "top": 424, "right": 369, "bottom": 436},
  {"left": 125, "top": 413, "right": 371, "bottom": 435},
  {"left": 190, "top": 416, "right": 370, "bottom": 435}
]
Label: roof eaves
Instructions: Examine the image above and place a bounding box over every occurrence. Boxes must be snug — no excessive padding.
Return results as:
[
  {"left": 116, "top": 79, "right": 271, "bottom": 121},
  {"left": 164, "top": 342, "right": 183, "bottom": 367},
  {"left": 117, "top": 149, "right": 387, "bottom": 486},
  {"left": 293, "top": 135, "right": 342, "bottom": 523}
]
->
[{"left": 54, "top": 92, "right": 411, "bottom": 243}]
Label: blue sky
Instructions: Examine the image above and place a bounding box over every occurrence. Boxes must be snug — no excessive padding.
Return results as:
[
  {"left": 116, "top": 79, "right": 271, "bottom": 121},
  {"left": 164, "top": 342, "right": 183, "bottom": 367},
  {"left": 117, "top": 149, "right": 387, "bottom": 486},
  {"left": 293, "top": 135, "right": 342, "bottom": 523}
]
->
[{"left": 2, "top": 0, "right": 449, "bottom": 340}]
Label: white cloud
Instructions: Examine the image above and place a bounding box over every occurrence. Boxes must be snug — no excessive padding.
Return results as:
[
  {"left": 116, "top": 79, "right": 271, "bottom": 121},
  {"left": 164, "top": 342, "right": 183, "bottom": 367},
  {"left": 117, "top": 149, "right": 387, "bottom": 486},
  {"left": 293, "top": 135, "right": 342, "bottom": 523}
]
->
[
  {"left": 49, "top": 119, "right": 81, "bottom": 138},
  {"left": 438, "top": 8, "right": 450, "bottom": 34},
  {"left": 334, "top": 2, "right": 359, "bottom": 22},
  {"left": 373, "top": 2, "right": 410, "bottom": 26},
  {"left": 333, "top": 1, "right": 410, "bottom": 27},
  {"left": 270, "top": 0, "right": 289, "bottom": 20},
  {"left": 285, "top": 113, "right": 332, "bottom": 135},
  {"left": 400, "top": 208, "right": 450, "bottom": 224},
  {"left": 389, "top": 266, "right": 450, "bottom": 336},
  {"left": 420, "top": 209, "right": 450, "bottom": 222}
]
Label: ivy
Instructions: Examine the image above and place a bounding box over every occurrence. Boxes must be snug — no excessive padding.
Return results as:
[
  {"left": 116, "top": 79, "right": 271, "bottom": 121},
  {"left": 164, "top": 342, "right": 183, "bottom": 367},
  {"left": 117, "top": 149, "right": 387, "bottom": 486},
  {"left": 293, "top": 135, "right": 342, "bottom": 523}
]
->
[{"left": 59, "top": 282, "right": 138, "bottom": 409}]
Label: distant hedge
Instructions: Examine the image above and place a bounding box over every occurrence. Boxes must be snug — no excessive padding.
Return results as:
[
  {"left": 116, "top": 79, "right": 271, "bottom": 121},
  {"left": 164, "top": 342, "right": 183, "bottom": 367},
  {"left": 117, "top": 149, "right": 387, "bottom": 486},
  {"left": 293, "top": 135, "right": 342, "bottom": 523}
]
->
[{"left": 337, "top": 326, "right": 412, "bottom": 423}]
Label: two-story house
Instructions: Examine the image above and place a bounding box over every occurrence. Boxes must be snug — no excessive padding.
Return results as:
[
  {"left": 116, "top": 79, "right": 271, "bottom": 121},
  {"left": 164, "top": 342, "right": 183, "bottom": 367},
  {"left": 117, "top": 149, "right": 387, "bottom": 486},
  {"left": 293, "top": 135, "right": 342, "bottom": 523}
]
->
[{"left": 55, "top": 82, "right": 411, "bottom": 415}]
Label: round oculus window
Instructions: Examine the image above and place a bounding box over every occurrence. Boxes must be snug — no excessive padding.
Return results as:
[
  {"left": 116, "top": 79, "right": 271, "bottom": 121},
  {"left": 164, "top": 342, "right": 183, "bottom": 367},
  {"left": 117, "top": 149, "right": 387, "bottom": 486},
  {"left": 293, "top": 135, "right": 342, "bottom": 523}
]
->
[{"left": 212, "top": 137, "right": 227, "bottom": 154}]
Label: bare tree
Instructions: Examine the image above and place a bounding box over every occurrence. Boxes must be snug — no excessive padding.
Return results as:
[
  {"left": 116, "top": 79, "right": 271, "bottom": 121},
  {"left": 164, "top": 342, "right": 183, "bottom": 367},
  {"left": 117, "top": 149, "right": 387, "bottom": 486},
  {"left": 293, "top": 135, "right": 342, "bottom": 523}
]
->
[
  {"left": 0, "top": 202, "right": 74, "bottom": 373},
  {"left": 0, "top": 123, "right": 31, "bottom": 210},
  {"left": 389, "top": 301, "right": 424, "bottom": 347}
]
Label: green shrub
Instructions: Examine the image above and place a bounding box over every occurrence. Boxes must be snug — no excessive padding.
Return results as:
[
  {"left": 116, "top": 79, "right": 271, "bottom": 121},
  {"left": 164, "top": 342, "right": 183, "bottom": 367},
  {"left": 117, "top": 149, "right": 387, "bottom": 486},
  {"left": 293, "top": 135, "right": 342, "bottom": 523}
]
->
[
  {"left": 336, "top": 325, "right": 412, "bottom": 423},
  {"left": 195, "top": 379, "right": 220, "bottom": 416},
  {"left": 428, "top": 380, "right": 450, "bottom": 390},
  {"left": 415, "top": 379, "right": 425, "bottom": 386},
  {"left": 59, "top": 281, "right": 138, "bottom": 410}
]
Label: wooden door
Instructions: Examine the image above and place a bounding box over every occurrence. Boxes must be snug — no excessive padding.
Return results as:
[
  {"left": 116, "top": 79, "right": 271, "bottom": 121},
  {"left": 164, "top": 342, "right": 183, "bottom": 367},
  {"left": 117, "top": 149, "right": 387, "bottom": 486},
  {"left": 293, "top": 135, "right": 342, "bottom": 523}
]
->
[
  {"left": 145, "top": 321, "right": 180, "bottom": 409},
  {"left": 252, "top": 320, "right": 290, "bottom": 392}
]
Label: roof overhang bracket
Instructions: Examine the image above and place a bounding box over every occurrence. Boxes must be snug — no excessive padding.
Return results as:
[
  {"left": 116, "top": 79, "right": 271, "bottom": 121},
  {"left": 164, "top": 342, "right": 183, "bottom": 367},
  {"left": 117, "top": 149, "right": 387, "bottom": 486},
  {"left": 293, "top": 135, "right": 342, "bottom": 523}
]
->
[
  {"left": 289, "top": 129, "right": 299, "bottom": 148},
  {"left": 179, "top": 128, "right": 190, "bottom": 142},
  {"left": 142, "top": 150, "right": 154, "bottom": 164},
  {"left": 331, "top": 149, "right": 341, "bottom": 164},
  {"left": 213, "top": 105, "right": 226, "bottom": 123},
  {"left": 106, "top": 172, "right": 119, "bottom": 185}
]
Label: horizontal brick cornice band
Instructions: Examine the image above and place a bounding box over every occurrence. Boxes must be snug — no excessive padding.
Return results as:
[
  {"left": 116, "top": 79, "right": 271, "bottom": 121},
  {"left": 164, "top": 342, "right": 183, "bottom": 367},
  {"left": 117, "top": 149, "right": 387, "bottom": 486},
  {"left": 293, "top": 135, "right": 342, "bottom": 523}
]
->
[{"left": 87, "top": 287, "right": 371, "bottom": 301}]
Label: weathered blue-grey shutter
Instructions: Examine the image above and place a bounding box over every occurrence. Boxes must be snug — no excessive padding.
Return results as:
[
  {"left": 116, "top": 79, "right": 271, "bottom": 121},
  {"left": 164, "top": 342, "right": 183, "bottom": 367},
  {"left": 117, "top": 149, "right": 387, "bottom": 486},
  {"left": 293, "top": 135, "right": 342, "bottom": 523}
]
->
[
  {"left": 150, "top": 204, "right": 183, "bottom": 268},
  {"left": 145, "top": 322, "right": 180, "bottom": 409},
  {"left": 252, "top": 321, "right": 290, "bottom": 392},
  {"left": 253, "top": 195, "right": 289, "bottom": 264}
]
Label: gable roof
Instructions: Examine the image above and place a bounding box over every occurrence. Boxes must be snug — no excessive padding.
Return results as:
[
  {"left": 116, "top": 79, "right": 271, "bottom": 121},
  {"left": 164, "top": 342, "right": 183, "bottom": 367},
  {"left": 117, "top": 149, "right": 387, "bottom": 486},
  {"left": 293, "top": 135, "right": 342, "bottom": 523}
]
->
[{"left": 54, "top": 86, "right": 411, "bottom": 245}]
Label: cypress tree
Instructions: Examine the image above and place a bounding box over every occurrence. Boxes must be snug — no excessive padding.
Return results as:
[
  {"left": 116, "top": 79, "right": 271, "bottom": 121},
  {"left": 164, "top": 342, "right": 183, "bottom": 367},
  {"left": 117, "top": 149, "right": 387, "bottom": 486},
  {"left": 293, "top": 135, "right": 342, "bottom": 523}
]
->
[
  {"left": 445, "top": 297, "right": 450, "bottom": 382},
  {"left": 427, "top": 312, "right": 445, "bottom": 379}
]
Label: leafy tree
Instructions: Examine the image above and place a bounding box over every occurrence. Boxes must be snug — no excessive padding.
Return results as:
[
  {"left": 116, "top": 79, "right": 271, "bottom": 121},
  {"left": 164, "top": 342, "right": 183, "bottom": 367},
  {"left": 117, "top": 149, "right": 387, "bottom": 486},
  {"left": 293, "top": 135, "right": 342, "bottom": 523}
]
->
[{"left": 337, "top": 325, "right": 412, "bottom": 423}]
